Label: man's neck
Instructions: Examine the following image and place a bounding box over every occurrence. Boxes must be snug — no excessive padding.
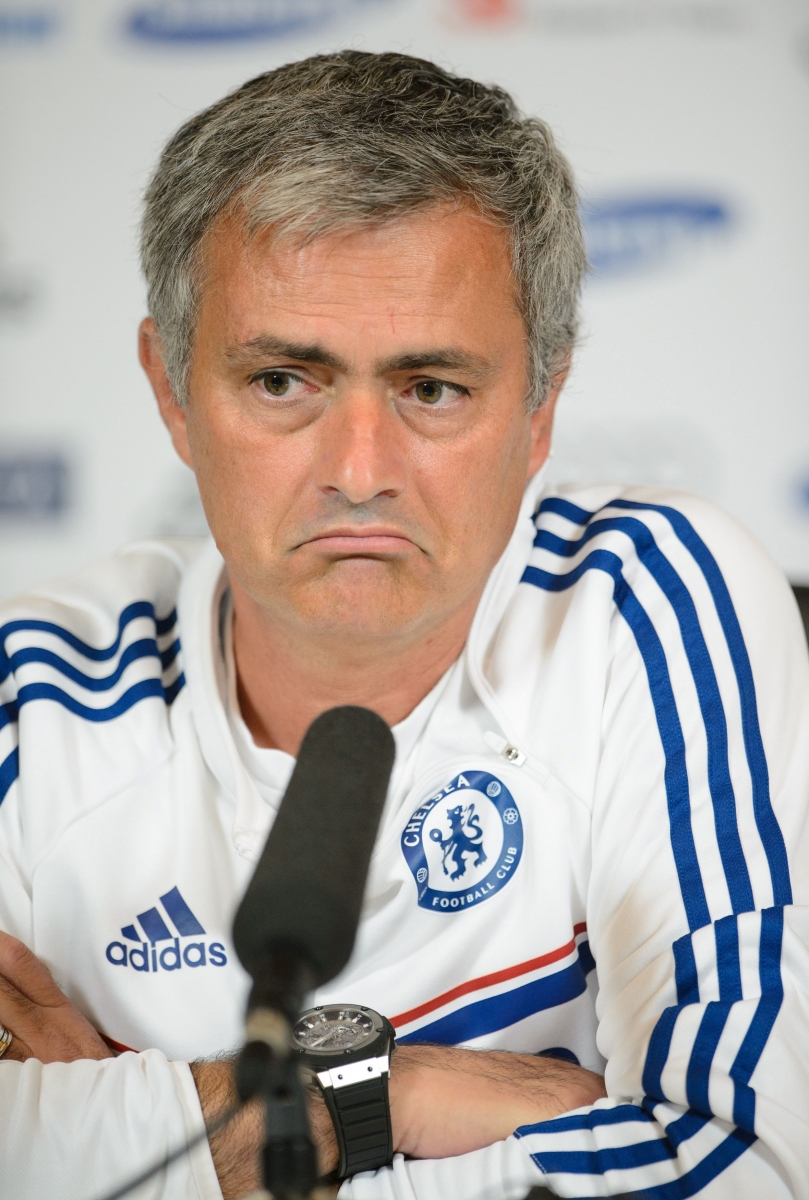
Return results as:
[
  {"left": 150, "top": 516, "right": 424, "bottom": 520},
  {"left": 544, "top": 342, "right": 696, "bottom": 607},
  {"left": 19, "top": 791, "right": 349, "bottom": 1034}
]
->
[{"left": 230, "top": 580, "right": 478, "bottom": 755}]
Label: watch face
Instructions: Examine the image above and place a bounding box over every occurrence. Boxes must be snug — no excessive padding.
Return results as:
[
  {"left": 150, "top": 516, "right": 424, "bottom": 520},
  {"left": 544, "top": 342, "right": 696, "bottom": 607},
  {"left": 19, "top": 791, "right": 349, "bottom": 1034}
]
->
[{"left": 293, "top": 1006, "right": 377, "bottom": 1054}]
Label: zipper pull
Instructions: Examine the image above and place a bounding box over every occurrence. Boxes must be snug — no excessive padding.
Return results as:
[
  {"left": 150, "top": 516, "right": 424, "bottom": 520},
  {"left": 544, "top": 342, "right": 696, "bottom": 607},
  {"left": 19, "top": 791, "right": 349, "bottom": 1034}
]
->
[{"left": 483, "top": 731, "right": 526, "bottom": 766}]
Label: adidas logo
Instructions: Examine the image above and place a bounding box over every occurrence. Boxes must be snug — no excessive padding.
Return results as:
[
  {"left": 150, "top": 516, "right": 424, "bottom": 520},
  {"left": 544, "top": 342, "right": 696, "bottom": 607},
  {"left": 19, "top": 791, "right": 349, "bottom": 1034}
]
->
[{"left": 105, "top": 886, "right": 227, "bottom": 972}]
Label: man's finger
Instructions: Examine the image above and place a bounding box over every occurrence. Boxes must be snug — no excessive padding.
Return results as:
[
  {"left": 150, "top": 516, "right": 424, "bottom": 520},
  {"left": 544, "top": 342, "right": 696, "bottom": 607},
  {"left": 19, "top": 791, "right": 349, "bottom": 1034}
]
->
[
  {"left": 0, "top": 952, "right": 113, "bottom": 1064},
  {"left": 0, "top": 1025, "right": 33, "bottom": 1062},
  {"left": 0, "top": 967, "right": 46, "bottom": 1057},
  {"left": 0, "top": 932, "right": 66, "bottom": 1008}
]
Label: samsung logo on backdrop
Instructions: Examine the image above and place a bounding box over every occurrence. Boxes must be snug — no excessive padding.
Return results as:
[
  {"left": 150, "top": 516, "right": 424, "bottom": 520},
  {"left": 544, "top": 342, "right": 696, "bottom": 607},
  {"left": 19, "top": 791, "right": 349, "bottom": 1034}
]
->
[
  {"left": 0, "top": 454, "right": 69, "bottom": 520},
  {"left": 126, "top": 0, "right": 395, "bottom": 42},
  {"left": 0, "top": 6, "right": 57, "bottom": 39},
  {"left": 582, "top": 194, "right": 734, "bottom": 278}
]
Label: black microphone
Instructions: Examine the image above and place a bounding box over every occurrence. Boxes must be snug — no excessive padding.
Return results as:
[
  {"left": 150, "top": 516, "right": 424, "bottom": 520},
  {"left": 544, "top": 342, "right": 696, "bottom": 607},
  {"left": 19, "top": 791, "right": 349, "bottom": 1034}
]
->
[
  {"left": 232, "top": 704, "right": 396, "bottom": 1037},
  {"left": 232, "top": 706, "right": 395, "bottom": 1197}
]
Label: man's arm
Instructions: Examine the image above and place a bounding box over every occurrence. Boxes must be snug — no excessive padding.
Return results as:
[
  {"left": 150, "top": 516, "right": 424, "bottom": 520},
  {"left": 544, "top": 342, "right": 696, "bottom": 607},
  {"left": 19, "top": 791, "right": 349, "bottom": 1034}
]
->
[
  {"left": 191, "top": 1045, "right": 606, "bottom": 1199},
  {"left": 341, "top": 497, "right": 809, "bottom": 1200},
  {"left": 0, "top": 944, "right": 222, "bottom": 1200},
  {"left": 0, "top": 929, "right": 606, "bottom": 1197}
]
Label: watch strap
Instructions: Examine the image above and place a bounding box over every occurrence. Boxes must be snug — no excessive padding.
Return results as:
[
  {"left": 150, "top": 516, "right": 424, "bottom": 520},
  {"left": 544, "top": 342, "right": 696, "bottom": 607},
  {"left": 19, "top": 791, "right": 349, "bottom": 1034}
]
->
[{"left": 320, "top": 1058, "right": 393, "bottom": 1178}]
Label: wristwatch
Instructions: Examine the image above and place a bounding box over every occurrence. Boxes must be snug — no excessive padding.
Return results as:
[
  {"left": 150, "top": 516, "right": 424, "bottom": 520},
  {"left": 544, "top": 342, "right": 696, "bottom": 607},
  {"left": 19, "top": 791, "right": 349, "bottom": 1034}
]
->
[{"left": 292, "top": 1003, "right": 396, "bottom": 1179}]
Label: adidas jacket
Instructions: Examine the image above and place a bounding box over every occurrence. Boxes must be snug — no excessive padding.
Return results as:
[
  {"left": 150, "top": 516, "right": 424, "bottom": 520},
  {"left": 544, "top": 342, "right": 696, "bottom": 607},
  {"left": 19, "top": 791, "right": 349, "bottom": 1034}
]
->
[{"left": 0, "top": 478, "right": 808, "bottom": 1200}]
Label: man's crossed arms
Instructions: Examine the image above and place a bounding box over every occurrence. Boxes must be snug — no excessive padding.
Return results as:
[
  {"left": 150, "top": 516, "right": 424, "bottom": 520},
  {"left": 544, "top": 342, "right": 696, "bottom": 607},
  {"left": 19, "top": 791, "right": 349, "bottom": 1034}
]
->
[{"left": 0, "top": 931, "right": 606, "bottom": 1199}]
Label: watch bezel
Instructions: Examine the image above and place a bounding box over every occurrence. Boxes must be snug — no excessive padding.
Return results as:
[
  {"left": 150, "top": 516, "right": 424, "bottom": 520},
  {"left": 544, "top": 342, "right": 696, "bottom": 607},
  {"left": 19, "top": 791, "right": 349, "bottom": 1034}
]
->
[{"left": 293, "top": 1004, "right": 394, "bottom": 1070}]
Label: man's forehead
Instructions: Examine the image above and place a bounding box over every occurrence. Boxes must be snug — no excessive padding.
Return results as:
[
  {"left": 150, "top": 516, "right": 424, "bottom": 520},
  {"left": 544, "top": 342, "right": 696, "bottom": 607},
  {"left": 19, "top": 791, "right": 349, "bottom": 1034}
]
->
[{"left": 202, "top": 202, "right": 516, "bottom": 294}]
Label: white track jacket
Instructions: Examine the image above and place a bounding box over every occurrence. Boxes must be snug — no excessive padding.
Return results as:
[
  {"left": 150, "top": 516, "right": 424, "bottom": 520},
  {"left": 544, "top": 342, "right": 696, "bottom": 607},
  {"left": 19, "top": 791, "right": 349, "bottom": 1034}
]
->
[{"left": 1, "top": 479, "right": 808, "bottom": 1200}]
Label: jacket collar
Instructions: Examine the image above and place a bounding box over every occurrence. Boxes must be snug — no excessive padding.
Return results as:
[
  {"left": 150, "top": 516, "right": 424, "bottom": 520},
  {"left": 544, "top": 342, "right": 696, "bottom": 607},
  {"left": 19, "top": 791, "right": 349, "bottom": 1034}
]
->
[
  {"left": 465, "top": 468, "right": 547, "bottom": 748},
  {"left": 176, "top": 539, "right": 267, "bottom": 852}
]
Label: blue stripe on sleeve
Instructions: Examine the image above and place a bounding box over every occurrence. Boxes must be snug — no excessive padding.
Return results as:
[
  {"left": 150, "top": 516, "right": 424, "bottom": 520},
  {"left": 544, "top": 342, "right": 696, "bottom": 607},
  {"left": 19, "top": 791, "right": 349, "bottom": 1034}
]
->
[
  {"left": 517, "top": 1104, "right": 655, "bottom": 1136},
  {"left": 686, "top": 1002, "right": 732, "bottom": 1115},
  {"left": 155, "top": 609, "right": 178, "bottom": 637},
  {"left": 730, "top": 906, "right": 785, "bottom": 1132},
  {"left": 522, "top": 550, "right": 710, "bottom": 931},
  {"left": 606, "top": 499, "right": 791, "bottom": 907},
  {"left": 16, "top": 679, "right": 168, "bottom": 722},
  {"left": 160, "top": 639, "right": 181, "bottom": 671},
  {"left": 6, "top": 638, "right": 161, "bottom": 692},
  {"left": 532, "top": 1136, "right": 676, "bottom": 1174},
  {"left": 673, "top": 935, "right": 699, "bottom": 1005},
  {"left": 0, "top": 601, "right": 185, "bottom": 726},
  {"left": 534, "top": 515, "right": 754, "bottom": 914},
  {"left": 520, "top": 1105, "right": 743, "bottom": 1194},
  {"left": 642, "top": 1004, "right": 680, "bottom": 1102},
  {"left": 538, "top": 496, "right": 592, "bottom": 525},
  {"left": 0, "top": 701, "right": 18, "bottom": 733},
  {"left": 163, "top": 672, "right": 185, "bottom": 707},
  {"left": 524, "top": 1120, "right": 752, "bottom": 1195},
  {"left": 662, "top": 1109, "right": 711, "bottom": 1150},
  {"left": 537, "top": 494, "right": 791, "bottom": 907},
  {"left": 531, "top": 495, "right": 787, "bottom": 1181},
  {"left": 0, "top": 601, "right": 174, "bottom": 672},
  {"left": 715, "top": 915, "right": 742, "bottom": 1003},
  {"left": 683, "top": 916, "right": 745, "bottom": 1115},
  {"left": 0, "top": 747, "right": 19, "bottom": 805},
  {"left": 619, "top": 1126, "right": 756, "bottom": 1198}
]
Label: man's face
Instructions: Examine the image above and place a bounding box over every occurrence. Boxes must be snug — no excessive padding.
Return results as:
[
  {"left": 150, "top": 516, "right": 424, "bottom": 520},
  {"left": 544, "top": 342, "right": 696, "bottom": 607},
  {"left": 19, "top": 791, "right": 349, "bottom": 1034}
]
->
[{"left": 146, "top": 204, "right": 558, "bottom": 646}]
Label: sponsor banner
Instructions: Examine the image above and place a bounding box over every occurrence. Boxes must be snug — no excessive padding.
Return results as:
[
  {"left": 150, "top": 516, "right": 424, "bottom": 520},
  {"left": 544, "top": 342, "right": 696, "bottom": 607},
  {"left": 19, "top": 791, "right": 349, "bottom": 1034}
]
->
[
  {"left": 125, "top": 0, "right": 399, "bottom": 42},
  {"left": 0, "top": 5, "right": 58, "bottom": 39},
  {"left": 0, "top": 454, "right": 70, "bottom": 521},
  {"left": 582, "top": 194, "right": 734, "bottom": 279}
]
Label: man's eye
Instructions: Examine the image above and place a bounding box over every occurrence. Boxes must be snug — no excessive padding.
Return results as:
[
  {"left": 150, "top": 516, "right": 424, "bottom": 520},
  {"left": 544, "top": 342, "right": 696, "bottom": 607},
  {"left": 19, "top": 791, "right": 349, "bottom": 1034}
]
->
[
  {"left": 413, "top": 380, "right": 459, "bottom": 405},
  {"left": 258, "top": 371, "right": 295, "bottom": 396}
]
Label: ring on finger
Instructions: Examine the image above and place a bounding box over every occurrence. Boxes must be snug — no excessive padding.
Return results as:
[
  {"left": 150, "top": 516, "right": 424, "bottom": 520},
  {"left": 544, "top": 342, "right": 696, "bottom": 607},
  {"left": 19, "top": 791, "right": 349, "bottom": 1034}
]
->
[{"left": 0, "top": 1024, "right": 12, "bottom": 1059}]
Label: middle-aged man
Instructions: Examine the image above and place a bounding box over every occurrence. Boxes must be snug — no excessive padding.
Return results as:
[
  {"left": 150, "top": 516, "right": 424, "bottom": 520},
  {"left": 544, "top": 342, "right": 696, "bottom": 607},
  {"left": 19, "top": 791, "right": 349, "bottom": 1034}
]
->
[{"left": 0, "top": 51, "right": 808, "bottom": 1200}]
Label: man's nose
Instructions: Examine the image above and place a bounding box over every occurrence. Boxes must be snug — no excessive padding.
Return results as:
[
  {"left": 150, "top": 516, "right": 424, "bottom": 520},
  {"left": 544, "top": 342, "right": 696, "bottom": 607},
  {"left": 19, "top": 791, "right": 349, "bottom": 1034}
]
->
[{"left": 316, "top": 387, "right": 405, "bottom": 505}]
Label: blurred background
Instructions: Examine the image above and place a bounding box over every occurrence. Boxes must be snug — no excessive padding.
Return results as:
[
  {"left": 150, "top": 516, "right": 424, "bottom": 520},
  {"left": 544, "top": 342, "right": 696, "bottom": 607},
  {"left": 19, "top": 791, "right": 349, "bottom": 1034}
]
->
[{"left": 1, "top": 0, "right": 808, "bottom": 633}]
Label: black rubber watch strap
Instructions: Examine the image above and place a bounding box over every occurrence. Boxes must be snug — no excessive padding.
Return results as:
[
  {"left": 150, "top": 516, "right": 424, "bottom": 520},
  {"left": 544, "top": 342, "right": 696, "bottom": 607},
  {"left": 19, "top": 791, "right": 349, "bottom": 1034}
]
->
[{"left": 324, "top": 1070, "right": 393, "bottom": 1178}]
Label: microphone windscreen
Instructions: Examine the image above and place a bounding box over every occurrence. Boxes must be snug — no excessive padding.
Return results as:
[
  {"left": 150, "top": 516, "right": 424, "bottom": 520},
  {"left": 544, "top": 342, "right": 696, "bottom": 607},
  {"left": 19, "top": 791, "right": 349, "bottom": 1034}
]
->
[{"left": 232, "top": 705, "right": 396, "bottom": 988}]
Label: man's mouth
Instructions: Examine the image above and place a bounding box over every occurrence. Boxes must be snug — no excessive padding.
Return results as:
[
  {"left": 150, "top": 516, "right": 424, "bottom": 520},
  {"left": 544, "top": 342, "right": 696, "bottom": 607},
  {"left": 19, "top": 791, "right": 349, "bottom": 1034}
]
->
[{"left": 301, "top": 527, "right": 418, "bottom": 556}]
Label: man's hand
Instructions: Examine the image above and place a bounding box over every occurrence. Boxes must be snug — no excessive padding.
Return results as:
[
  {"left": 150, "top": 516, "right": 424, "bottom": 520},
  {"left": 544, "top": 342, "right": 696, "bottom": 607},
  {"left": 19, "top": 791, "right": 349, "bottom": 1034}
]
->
[{"left": 0, "top": 931, "right": 113, "bottom": 1063}]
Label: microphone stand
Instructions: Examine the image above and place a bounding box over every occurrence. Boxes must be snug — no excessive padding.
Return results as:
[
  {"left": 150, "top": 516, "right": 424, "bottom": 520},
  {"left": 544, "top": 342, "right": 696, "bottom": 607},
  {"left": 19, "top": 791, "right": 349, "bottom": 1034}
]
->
[{"left": 236, "top": 949, "right": 320, "bottom": 1200}]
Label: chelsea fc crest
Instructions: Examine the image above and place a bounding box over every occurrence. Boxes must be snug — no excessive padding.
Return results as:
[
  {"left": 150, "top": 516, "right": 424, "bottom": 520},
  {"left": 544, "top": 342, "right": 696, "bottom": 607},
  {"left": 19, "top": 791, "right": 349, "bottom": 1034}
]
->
[{"left": 401, "top": 770, "right": 523, "bottom": 912}]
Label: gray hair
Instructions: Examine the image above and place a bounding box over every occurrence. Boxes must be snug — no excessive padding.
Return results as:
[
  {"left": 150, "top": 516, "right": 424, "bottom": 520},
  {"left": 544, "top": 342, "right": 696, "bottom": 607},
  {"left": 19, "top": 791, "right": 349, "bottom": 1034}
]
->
[{"left": 141, "top": 50, "right": 586, "bottom": 410}]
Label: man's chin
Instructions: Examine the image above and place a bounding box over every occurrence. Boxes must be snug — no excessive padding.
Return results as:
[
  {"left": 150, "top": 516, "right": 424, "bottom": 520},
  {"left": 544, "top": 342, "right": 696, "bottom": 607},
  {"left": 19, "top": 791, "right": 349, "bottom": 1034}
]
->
[{"left": 287, "top": 568, "right": 433, "bottom": 640}]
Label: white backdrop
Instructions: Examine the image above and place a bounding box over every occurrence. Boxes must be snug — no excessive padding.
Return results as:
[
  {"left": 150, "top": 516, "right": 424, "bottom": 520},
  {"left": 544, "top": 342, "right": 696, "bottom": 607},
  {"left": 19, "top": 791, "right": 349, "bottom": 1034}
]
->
[{"left": 2, "top": 0, "right": 809, "bottom": 601}]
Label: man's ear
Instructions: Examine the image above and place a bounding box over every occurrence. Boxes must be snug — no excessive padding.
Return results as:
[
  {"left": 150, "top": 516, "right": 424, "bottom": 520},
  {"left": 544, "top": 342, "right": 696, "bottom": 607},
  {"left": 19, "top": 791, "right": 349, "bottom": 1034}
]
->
[
  {"left": 138, "top": 318, "right": 193, "bottom": 470},
  {"left": 526, "top": 359, "right": 569, "bottom": 479}
]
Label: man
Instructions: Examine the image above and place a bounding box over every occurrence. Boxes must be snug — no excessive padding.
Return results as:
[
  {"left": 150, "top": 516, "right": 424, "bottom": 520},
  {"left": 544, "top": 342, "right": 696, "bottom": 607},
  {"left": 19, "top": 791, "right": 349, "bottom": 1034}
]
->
[{"left": 0, "top": 50, "right": 807, "bottom": 1200}]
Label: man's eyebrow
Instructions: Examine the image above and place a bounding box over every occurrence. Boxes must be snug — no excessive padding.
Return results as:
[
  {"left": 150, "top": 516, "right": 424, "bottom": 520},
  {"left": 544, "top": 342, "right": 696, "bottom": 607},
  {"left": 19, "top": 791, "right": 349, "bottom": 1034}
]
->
[
  {"left": 225, "top": 337, "right": 495, "bottom": 379},
  {"left": 378, "top": 349, "right": 496, "bottom": 378},
  {"left": 225, "top": 336, "right": 348, "bottom": 371}
]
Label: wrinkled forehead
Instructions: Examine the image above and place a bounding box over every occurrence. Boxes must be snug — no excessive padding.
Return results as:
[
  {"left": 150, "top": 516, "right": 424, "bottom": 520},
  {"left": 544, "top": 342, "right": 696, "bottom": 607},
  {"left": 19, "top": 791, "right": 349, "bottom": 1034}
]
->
[{"left": 194, "top": 201, "right": 524, "bottom": 341}]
